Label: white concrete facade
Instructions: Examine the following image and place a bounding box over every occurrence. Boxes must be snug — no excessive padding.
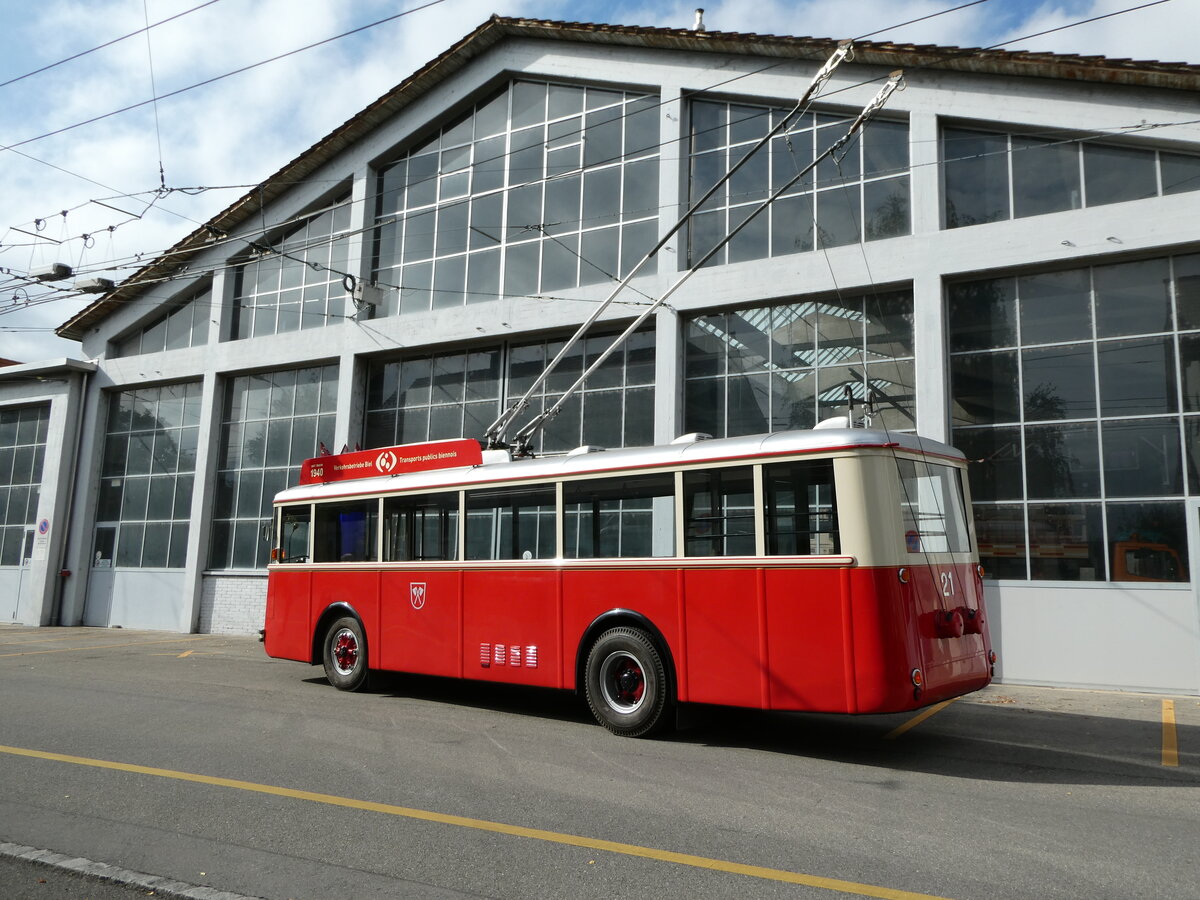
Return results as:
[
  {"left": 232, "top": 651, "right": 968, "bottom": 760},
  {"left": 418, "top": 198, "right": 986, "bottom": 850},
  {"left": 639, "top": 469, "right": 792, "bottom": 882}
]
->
[{"left": 13, "top": 21, "right": 1198, "bottom": 693}]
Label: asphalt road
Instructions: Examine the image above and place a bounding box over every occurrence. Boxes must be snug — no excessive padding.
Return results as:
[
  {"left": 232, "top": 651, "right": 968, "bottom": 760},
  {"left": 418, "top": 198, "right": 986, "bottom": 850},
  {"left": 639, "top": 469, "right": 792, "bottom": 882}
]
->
[{"left": 0, "top": 624, "right": 1195, "bottom": 900}]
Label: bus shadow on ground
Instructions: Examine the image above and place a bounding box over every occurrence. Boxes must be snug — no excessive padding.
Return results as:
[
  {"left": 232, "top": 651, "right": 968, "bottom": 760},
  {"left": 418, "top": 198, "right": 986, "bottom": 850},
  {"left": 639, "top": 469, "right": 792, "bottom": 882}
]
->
[
  {"left": 314, "top": 671, "right": 1197, "bottom": 787},
  {"left": 675, "top": 702, "right": 1200, "bottom": 787}
]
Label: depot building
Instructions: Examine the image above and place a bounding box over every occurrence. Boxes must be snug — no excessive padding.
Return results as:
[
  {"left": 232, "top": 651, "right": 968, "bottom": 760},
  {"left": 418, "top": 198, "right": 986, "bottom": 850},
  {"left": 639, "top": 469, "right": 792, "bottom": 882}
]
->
[{"left": 2, "top": 16, "right": 1199, "bottom": 695}]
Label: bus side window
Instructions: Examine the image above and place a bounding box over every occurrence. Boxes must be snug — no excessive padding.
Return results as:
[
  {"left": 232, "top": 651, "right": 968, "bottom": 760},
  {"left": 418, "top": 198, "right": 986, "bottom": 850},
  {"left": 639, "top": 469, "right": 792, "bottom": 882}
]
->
[
  {"left": 278, "top": 506, "right": 311, "bottom": 563},
  {"left": 683, "top": 467, "right": 755, "bottom": 557},
  {"left": 313, "top": 500, "right": 379, "bottom": 563},
  {"left": 383, "top": 493, "right": 459, "bottom": 561},
  {"left": 564, "top": 473, "right": 675, "bottom": 558},
  {"left": 763, "top": 459, "right": 839, "bottom": 555},
  {"left": 465, "top": 485, "right": 555, "bottom": 561}
]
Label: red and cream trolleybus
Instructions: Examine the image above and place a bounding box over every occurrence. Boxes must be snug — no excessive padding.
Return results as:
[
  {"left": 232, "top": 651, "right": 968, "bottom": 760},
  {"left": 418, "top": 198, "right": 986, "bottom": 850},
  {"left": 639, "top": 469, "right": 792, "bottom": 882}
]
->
[{"left": 263, "top": 428, "right": 994, "bottom": 737}]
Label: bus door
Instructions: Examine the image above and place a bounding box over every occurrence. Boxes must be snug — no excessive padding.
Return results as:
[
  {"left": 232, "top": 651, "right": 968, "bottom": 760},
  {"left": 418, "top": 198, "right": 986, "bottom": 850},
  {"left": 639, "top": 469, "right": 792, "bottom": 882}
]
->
[
  {"left": 460, "top": 485, "right": 560, "bottom": 688},
  {"left": 378, "top": 493, "right": 463, "bottom": 678},
  {"left": 680, "top": 466, "right": 764, "bottom": 708}
]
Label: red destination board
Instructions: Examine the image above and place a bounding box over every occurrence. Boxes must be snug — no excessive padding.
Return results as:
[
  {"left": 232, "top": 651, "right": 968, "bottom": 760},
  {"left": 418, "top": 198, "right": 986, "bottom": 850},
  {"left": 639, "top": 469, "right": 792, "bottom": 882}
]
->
[{"left": 299, "top": 439, "right": 484, "bottom": 485}]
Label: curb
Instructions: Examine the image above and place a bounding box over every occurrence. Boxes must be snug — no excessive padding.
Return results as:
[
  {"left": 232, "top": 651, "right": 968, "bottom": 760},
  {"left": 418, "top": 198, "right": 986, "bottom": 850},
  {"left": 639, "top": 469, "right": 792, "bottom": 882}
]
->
[{"left": 0, "top": 842, "right": 265, "bottom": 900}]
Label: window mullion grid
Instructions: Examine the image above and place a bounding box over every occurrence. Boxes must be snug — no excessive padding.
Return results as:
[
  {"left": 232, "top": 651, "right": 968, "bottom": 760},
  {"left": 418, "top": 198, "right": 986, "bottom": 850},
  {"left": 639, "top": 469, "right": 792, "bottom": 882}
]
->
[
  {"left": 1005, "top": 133, "right": 1015, "bottom": 222},
  {"left": 1088, "top": 267, "right": 1110, "bottom": 579},
  {"left": 1165, "top": 255, "right": 1189, "bottom": 501},
  {"left": 1012, "top": 278, "right": 1032, "bottom": 579}
]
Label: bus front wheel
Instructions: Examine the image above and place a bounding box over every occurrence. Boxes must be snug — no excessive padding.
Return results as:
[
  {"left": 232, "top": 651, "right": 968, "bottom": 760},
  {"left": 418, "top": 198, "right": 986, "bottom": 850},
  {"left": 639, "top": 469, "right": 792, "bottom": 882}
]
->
[
  {"left": 585, "top": 627, "right": 670, "bottom": 737},
  {"left": 322, "top": 616, "right": 368, "bottom": 691}
]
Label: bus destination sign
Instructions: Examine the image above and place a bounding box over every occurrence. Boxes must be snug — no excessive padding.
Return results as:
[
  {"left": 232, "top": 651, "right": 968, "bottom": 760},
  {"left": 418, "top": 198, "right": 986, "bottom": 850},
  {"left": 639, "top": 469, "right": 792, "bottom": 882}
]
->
[{"left": 299, "top": 439, "right": 484, "bottom": 485}]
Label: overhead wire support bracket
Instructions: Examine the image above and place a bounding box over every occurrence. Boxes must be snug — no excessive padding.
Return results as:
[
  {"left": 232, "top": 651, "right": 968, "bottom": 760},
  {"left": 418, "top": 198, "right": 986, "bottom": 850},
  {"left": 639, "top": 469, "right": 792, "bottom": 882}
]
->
[
  {"left": 483, "top": 40, "right": 855, "bottom": 451},
  {"left": 510, "top": 69, "right": 905, "bottom": 454}
]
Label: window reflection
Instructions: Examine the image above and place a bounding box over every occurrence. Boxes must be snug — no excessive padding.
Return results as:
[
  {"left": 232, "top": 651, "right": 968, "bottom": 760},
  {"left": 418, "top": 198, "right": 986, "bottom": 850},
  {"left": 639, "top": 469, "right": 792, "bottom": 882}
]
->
[
  {"left": 944, "top": 127, "right": 1200, "bottom": 229},
  {"left": 684, "top": 293, "right": 915, "bottom": 437},
  {"left": 374, "top": 80, "right": 659, "bottom": 312},
  {"left": 687, "top": 97, "right": 909, "bottom": 266},
  {"left": 949, "top": 251, "right": 1200, "bottom": 583}
]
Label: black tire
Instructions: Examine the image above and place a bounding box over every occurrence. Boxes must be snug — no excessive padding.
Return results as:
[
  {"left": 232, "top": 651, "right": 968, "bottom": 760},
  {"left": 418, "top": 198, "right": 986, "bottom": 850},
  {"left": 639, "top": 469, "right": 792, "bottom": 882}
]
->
[
  {"left": 322, "top": 616, "right": 369, "bottom": 691},
  {"left": 584, "top": 626, "right": 671, "bottom": 737}
]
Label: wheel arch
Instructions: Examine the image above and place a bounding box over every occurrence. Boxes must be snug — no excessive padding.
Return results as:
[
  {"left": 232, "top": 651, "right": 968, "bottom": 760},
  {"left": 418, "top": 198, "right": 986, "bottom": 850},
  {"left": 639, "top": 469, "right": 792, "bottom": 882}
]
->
[
  {"left": 311, "top": 601, "right": 365, "bottom": 666},
  {"left": 575, "top": 609, "right": 678, "bottom": 700}
]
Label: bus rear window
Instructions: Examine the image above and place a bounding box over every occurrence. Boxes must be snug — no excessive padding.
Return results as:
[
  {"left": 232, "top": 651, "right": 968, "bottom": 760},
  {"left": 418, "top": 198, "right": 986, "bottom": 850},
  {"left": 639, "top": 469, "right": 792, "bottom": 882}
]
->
[
  {"left": 314, "top": 500, "right": 379, "bottom": 562},
  {"left": 897, "top": 459, "right": 971, "bottom": 553},
  {"left": 764, "top": 459, "right": 838, "bottom": 555}
]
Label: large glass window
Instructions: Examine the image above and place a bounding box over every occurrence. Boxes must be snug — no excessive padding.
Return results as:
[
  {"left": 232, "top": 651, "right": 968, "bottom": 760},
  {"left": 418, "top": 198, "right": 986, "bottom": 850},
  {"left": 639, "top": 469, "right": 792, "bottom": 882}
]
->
[
  {"left": 210, "top": 365, "right": 338, "bottom": 569},
  {"left": 230, "top": 195, "right": 353, "bottom": 339},
  {"left": 684, "top": 291, "right": 915, "bottom": 437},
  {"left": 93, "top": 385, "right": 199, "bottom": 569},
  {"left": 949, "top": 253, "right": 1198, "bottom": 582},
  {"left": 363, "top": 326, "right": 655, "bottom": 454},
  {"left": 0, "top": 404, "right": 49, "bottom": 566},
  {"left": 687, "top": 99, "right": 909, "bottom": 265},
  {"left": 944, "top": 127, "right": 1200, "bottom": 228},
  {"left": 373, "top": 79, "right": 659, "bottom": 313},
  {"left": 113, "top": 284, "right": 210, "bottom": 357}
]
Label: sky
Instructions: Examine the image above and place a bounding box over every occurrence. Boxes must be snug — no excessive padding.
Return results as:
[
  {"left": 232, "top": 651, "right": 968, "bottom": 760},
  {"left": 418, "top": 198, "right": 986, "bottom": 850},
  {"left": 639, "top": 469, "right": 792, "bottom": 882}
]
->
[{"left": 1, "top": 0, "right": 1196, "bottom": 362}]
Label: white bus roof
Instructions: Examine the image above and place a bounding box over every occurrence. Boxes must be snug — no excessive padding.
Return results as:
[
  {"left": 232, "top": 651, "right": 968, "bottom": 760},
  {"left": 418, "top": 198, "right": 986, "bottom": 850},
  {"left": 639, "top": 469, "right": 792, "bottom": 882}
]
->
[{"left": 274, "top": 428, "right": 964, "bottom": 505}]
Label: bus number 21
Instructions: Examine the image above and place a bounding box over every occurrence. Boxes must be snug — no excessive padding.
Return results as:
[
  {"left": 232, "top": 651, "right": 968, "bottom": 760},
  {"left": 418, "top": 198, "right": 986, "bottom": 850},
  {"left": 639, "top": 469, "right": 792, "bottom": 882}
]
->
[{"left": 940, "top": 571, "right": 956, "bottom": 597}]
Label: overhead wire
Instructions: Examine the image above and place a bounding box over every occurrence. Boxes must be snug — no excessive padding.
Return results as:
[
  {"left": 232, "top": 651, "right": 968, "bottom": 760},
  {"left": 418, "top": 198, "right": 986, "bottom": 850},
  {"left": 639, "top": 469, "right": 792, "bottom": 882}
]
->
[
  {"left": 4, "top": 0, "right": 1192, "bottom": 324},
  {"left": 5, "top": 0, "right": 1188, "bottom": 273},
  {"left": 0, "top": 0, "right": 453, "bottom": 154}
]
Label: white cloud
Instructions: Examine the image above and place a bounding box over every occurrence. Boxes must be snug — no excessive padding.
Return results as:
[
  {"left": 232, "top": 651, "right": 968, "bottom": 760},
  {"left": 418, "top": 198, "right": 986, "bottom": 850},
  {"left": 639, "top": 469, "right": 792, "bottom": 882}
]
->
[{"left": 1, "top": 0, "right": 1196, "bottom": 361}]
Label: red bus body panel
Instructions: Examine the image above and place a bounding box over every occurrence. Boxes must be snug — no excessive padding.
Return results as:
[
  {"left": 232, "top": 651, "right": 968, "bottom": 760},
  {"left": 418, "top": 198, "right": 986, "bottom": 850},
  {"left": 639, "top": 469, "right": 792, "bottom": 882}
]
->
[{"left": 266, "top": 559, "right": 991, "bottom": 714}]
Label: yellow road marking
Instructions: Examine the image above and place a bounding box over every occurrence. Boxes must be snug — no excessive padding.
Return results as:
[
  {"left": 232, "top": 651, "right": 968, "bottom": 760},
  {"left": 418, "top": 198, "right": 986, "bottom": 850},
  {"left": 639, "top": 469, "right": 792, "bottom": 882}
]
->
[
  {"left": 884, "top": 699, "right": 957, "bottom": 741},
  {"left": 178, "top": 650, "right": 194, "bottom": 658},
  {"left": 0, "top": 743, "right": 954, "bottom": 900},
  {"left": 1162, "top": 700, "right": 1179, "bottom": 767},
  {"left": 0, "top": 636, "right": 209, "bottom": 658}
]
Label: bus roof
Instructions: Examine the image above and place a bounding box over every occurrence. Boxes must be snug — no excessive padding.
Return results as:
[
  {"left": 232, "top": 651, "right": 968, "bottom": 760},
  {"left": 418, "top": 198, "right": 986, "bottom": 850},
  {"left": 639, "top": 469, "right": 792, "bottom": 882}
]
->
[{"left": 273, "top": 428, "right": 965, "bottom": 505}]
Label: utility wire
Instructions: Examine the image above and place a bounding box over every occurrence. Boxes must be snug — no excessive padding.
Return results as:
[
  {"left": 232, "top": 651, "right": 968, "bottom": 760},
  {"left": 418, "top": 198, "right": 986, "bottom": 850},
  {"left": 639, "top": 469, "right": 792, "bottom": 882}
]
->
[
  {"left": 0, "top": 0, "right": 452, "bottom": 154},
  {"left": 0, "top": 0, "right": 225, "bottom": 91},
  {"left": 4, "top": 0, "right": 1189, "bottom": 315}
]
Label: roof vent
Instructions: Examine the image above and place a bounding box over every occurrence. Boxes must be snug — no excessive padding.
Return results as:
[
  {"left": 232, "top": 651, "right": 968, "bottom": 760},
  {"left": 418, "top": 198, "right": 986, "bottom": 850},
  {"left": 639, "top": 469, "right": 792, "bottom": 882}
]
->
[
  {"left": 814, "top": 416, "right": 850, "bottom": 430},
  {"left": 567, "top": 445, "right": 606, "bottom": 457},
  {"left": 693, "top": 8, "right": 705, "bottom": 31},
  {"left": 671, "top": 432, "right": 712, "bottom": 444}
]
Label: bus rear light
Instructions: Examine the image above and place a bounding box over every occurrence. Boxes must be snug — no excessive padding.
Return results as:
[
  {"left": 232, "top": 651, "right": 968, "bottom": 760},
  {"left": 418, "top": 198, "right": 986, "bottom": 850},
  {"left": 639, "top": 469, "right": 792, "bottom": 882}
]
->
[
  {"left": 270, "top": 547, "right": 279, "bottom": 561},
  {"left": 897, "top": 567, "right": 909, "bottom": 584},
  {"left": 988, "top": 650, "right": 997, "bottom": 664},
  {"left": 911, "top": 668, "right": 923, "bottom": 687},
  {"left": 977, "top": 564, "right": 985, "bottom": 579}
]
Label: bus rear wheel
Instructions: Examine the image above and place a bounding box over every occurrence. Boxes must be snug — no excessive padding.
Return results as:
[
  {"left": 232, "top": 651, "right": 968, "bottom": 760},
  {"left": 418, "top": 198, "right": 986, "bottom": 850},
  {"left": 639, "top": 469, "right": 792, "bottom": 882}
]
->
[
  {"left": 585, "top": 627, "right": 670, "bottom": 737},
  {"left": 322, "top": 616, "right": 368, "bottom": 691}
]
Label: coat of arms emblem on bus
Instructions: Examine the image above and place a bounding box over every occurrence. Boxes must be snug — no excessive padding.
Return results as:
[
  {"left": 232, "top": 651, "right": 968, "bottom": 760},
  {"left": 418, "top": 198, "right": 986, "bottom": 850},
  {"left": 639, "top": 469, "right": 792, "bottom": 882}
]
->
[
  {"left": 376, "top": 450, "right": 399, "bottom": 473},
  {"left": 410, "top": 582, "right": 426, "bottom": 610}
]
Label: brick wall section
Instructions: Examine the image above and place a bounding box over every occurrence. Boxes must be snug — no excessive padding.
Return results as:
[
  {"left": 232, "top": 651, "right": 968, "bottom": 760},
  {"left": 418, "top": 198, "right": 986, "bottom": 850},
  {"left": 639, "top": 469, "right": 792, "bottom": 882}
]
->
[{"left": 199, "top": 574, "right": 267, "bottom": 634}]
